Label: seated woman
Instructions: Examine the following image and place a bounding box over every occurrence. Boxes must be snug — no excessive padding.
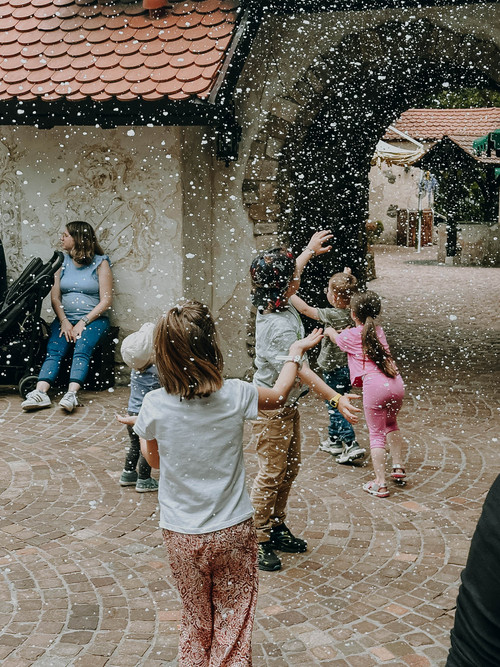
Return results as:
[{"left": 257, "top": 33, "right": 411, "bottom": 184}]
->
[{"left": 22, "top": 221, "right": 113, "bottom": 413}]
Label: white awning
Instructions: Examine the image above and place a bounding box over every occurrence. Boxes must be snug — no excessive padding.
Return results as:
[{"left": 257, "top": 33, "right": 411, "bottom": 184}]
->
[{"left": 372, "top": 140, "right": 425, "bottom": 167}]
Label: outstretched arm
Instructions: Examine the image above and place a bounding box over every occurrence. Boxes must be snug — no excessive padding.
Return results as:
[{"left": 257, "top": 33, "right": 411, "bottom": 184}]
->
[
  {"left": 289, "top": 294, "right": 319, "bottom": 321},
  {"left": 323, "top": 326, "right": 339, "bottom": 342},
  {"left": 257, "top": 329, "right": 323, "bottom": 410},
  {"left": 297, "top": 364, "right": 361, "bottom": 424}
]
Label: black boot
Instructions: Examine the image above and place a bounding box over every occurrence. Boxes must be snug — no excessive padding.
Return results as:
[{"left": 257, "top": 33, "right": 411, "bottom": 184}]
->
[
  {"left": 270, "top": 523, "right": 307, "bottom": 553},
  {"left": 258, "top": 542, "right": 282, "bottom": 571}
]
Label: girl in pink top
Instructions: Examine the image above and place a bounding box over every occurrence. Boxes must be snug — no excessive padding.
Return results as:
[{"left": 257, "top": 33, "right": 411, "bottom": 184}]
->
[{"left": 325, "top": 291, "right": 406, "bottom": 498}]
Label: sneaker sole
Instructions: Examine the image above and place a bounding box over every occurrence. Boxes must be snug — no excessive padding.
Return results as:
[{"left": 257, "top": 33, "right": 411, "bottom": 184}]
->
[
  {"left": 22, "top": 403, "right": 52, "bottom": 411},
  {"left": 270, "top": 543, "right": 307, "bottom": 554},
  {"left": 135, "top": 486, "right": 158, "bottom": 493},
  {"left": 258, "top": 561, "right": 282, "bottom": 572},
  {"left": 59, "top": 401, "right": 80, "bottom": 412},
  {"left": 337, "top": 450, "right": 366, "bottom": 464},
  {"left": 319, "top": 447, "right": 344, "bottom": 455},
  {"left": 119, "top": 480, "right": 137, "bottom": 487}
]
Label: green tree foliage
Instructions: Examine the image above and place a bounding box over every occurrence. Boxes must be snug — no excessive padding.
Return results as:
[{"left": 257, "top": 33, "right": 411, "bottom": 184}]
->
[{"left": 423, "top": 88, "right": 500, "bottom": 109}]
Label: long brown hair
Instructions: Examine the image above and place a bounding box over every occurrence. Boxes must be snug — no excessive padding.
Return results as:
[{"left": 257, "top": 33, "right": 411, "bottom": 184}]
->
[
  {"left": 154, "top": 300, "right": 224, "bottom": 399},
  {"left": 67, "top": 221, "right": 105, "bottom": 265},
  {"left": 350, "top": 291, "right": 397, "bottom": 378}
]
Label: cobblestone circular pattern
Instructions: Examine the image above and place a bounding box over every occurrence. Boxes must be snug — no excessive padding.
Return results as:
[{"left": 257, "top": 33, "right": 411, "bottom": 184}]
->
[{"left": 0, "top": 246, "right": 499, "bottom": 666}]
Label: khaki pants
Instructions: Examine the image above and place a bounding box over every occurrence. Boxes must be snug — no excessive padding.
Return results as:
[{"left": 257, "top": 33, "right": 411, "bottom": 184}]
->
[{"left": 250, "top": 406, "right": 301, "bottom": 543}]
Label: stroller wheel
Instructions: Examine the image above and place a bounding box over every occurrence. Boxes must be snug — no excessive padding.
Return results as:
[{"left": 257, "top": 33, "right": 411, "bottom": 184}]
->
[{"left": 19, "top": 375, "right": 39, "bottom": 399}]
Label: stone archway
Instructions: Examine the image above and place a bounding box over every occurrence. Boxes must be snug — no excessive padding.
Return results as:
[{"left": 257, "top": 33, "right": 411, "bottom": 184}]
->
[{"left": 242, "top": 17, "right": 500, "bottom": 286}]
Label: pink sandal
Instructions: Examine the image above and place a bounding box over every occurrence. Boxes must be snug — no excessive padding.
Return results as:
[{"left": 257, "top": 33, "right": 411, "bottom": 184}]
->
[
  {"left": 363, "top": 481, "right": 390, "bottom": 498},
  {"left": 391, "top": 467, "right": 406, "bottom": 480}
]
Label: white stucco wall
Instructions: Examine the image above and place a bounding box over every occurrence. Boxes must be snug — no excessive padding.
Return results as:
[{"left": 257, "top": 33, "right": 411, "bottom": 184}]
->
[{"left": 0, "top": 125, "right": 184, "bottom": 341}]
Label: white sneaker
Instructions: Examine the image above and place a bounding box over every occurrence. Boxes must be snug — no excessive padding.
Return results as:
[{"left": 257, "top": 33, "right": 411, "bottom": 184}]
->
[
  {"left": 319, "top": 438, "right": 344, "bottom": 455},
  {"left": 21, "top": 390, "right": 52, "bottom": 411},
  {"left": 58, "top": 391, "right": 80, "bottom": 413},
  {"left": 336, "top": 442, "right": 366, "bottom": 464}
]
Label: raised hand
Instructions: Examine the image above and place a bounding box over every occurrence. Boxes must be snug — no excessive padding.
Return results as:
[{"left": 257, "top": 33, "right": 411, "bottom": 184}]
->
[
  {"left": 307, "top": 229, "right": 333, "bottom": 256},
  {"left": 289, "top": 328, "right": 324, "bottom": 358}
]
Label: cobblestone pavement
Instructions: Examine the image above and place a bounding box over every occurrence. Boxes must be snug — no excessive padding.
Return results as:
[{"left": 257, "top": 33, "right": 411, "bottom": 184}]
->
[{"left": 1, "top": 246, "right": 499, "bottom": 666}]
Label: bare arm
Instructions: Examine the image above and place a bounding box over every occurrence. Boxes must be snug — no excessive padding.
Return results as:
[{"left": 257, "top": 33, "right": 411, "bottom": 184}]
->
[
  {"left": 72, "top": 259, "right": 113, "bottom": 340},
  {"left": 323, "top": 326, "right": 339, "bottom": 342},
  {"left": 50, "top": 269, "right": 74, "bottom": 342},
  {"left": 141, "top": 438, "right": 160, "bottom": 469},
  {"left": 289, "top": 294, "right": 320, "bottom": 321},
  {"left": 297, "top": 364, "right": 361, "bottom": 424},
  {"left": 257, "top": 329, "right": 323, "bottom": 410},
  {"left": 284, "top": 230, "right": 332, "bottom": 299}
]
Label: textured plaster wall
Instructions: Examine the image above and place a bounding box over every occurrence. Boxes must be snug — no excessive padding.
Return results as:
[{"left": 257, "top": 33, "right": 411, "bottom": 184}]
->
[{"left": 0, "top": 125, "right": 184, "bottom": 344}]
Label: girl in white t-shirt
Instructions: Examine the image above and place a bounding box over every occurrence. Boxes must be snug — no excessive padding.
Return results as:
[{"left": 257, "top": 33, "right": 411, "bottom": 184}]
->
[{"left": 134, "top": 300, "right": 322, "bottom": 667}]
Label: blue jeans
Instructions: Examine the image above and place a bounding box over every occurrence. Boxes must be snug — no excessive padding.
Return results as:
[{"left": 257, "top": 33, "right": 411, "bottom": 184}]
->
[
  {"left": 323, "top": 366, "right": 355, "bottom": 444},
  {"left": 39, "top": 317, "right": 110, "bottom": 386}
]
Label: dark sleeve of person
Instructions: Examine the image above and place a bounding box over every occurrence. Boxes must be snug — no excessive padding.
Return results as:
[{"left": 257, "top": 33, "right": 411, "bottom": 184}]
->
[
  {"left": 446, "top": 474, "right": 500, "bottom": 667},
  {"left": 0, "top": 238, "right": 6, "bottom": 303}
]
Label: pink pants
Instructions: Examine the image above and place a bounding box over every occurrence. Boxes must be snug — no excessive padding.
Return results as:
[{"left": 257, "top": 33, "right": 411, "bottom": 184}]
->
[
  {"left": 362, "top": 372, "right": 405, "bottom": 449},
  {"left": 162, "top": 518, "right": 258, "bottom": 667}
]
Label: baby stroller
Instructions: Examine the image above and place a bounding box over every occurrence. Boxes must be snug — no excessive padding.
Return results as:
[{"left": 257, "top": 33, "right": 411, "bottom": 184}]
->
[{"left": 0, "top": 251, "right": 63, "bottom": 397}]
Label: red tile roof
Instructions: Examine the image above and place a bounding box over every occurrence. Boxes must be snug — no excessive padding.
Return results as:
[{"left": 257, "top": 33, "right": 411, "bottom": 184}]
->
[
  {"left": 384, "top": 108, "right": 500, "bottom": 141},
  {"left": 0, "top": 0, "right": 239, "bottom": 103},
  {"left": 448, "top": 135, "right": 500, "bottom": 166}
]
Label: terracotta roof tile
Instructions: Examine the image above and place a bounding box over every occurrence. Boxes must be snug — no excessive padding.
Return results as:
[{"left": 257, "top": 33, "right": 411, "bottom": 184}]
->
[
  {"left": 163, "top": 37, "right": 189, "bottom": 55},
  {"left": 385, "top": 108, "right": 500, "bottom": 141},
  {"left": 51, "top": 66, "right": 76, "bottom": 82},
  {"left": 176, "top": 13, "right": 201, "bottom": 28},
  {"left": 24, "top": 56, "right": 48, "bottom": 70},
  {"left": 0, "top": 16, "right": 17, "bottom": 28},
  {"left": 13, "top": 5, "right": 35, "bottom": 18},
  {"left": 27, "top": 67, "right": 52, "bottom": 83},
  {"left": 75, "top": 66, "right": 101, "bottom": 83},
  {"left": 150, "top": 64, "right": 176, "bottom": 81},
  {"left": 0, "top": 41, "right": 22, "bottom": 57},
  {"left": 139, "top": 39, "right": 164, "bottom": 55},
  {"left": 19, "top": 30, "right": 44, "bottom": 45},
  {"left": 67, "top": 41, "right": 91, "bottom": 57},
  {"left": 57, "top": 4, "right": 79, "bottom": 17},
  {"left": 127, "top": 15, "right": 151, "bottom": 29},
  {"left": 80, "top": 79, "right": 106, "bottom": 96},
  {"left": 4, "top": 68, "right": 26, "bottom": 83},
  {"left": 59, "top": 16, "right": 86, "bottom": 31},
  {"left": 90, "top": 41, "right": 116, "bottom": 56},
  {"left": 0, "top": 0, "right": 240, "bottom": 103},
  {"left": 86, "top": 27, "right": 114, "bottom": 43},
  {"left": 20, "top": 43, "right": 45, "bottom": 57},
  {"left": 120, "top": 52, "right": 146, "bottom": 69},
  {"left": 197, "top": 0, "right": 223, "bottom": 12}
]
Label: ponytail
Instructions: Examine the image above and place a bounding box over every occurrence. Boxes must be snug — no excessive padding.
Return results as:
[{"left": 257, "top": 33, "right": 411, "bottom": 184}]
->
[
  {"left": 361, "top": 316, "right": 397, "bottom": 378},
  {"left": 351, "top": 291, "right": 397, "bottom": 378}
]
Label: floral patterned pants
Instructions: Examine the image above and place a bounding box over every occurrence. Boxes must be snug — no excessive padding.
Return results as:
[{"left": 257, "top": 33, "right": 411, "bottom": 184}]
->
[{"left": 162, "top": 519, "right": 258, "bottom": 666}]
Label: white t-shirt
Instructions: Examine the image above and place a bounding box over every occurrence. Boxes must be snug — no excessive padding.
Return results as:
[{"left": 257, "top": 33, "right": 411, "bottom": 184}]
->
[{"left": 133, "top": 378, "right": 259, "bottom": 534}]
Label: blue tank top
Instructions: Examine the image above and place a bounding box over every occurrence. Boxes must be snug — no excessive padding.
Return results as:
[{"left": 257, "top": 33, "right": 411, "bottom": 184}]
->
[{"left": 60, "top": 253, "right": 110, "bottom": 321}]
